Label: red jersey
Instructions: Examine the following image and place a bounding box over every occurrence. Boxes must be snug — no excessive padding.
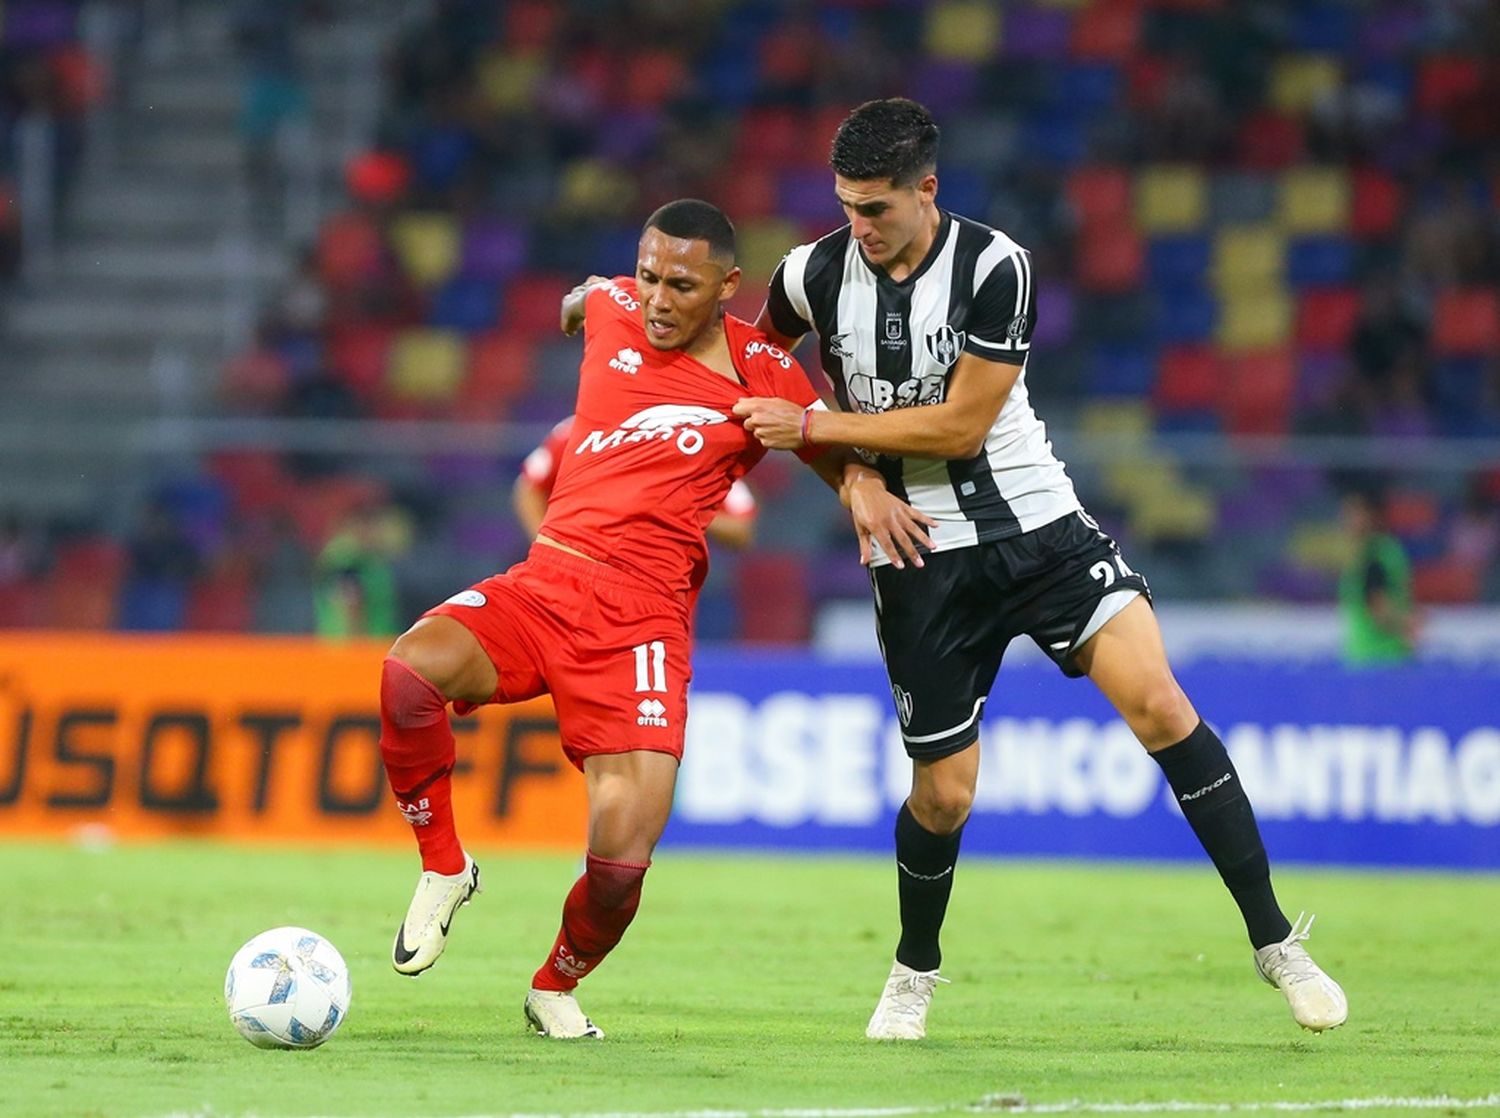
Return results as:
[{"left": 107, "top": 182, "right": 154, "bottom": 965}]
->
[
  {"left": 539, "top": 277, "right": 817, "bottom": 598},
  {"left": 521, "top": 415, "right": 758, "bottom": 522}
]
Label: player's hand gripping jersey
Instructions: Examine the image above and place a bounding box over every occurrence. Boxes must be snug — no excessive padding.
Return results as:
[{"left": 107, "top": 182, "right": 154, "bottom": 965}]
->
[{"left": 538, "top": 278, "right": 817, "bottom": 599}]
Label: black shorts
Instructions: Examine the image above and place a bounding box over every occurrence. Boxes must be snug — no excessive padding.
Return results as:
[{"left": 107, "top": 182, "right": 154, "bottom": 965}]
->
[{"left": 870, "top": 510, "right": 1152, "bottom": 761}]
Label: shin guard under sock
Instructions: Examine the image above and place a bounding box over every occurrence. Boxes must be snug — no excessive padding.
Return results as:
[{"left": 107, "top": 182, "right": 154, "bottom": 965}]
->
[
  {"left": 894, "top": 801, "right": 964, "bottom": 972},
  {"left": 1152, "top": 720, "right": 1291, "bottom": 948},
  {"left": 532, "top": 852, "right": 650, "bottom": 992},
  {"left": 379, "top": 657, "right": 465, "bottom": 875}
]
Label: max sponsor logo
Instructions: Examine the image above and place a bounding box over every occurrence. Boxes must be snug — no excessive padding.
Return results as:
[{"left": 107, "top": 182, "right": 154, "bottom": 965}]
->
[{"left": 575, "top": 405, "right": 728, "bottom": 457}]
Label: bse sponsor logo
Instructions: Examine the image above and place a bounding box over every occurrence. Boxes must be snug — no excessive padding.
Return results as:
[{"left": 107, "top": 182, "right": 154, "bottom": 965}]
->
[
  {"left": 744, "top": 339, "right": 793, "bottom": 369},
  {"left": 924, "top": 324, "right": 966, "bottom": 366},
  {"left": 600, "top": 279, "right": 640, "bottom": 311},
  {"left": 442, "top": 589, "right": 487, "bottom": 608},
  {"left": 676, "top": 695, "right": 1500, "bottom": 834},
  {"left": 847, "top": 371, "right": 944, "bottom": 413},
  {"left": 575, "top": 404, "right": 728, "bottom": 457},
  {"left": 636, "top": 698, "right": 668, "bottom": 728},
  {"left": 609, "top": 347, "right": 643, "bottom": 374}
]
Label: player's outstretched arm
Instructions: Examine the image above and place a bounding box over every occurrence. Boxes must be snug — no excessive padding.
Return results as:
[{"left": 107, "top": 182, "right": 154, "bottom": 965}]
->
[
  {"left": 807, "top": 452, "right": 935, "bottom": 570},
  {"left": 560, "top": 275, "right": 610, "bottom": 336}
]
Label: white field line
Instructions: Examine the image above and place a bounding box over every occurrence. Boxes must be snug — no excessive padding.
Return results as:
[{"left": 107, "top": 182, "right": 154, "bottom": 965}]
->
[{"left": 157, "top": 1095, "right": 1500, "bottom": 1118}]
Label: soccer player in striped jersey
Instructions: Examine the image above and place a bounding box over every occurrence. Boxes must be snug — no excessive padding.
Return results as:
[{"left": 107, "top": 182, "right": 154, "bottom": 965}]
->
[{"left": 735, "top": 98, "right": 1346, "bottom": 1040}]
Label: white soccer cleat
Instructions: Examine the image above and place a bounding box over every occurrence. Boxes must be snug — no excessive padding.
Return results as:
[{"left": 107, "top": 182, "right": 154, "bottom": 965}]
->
[
  {"left": 866, "top": 960, "right": 949, "bottom": 1040},
  {"left": 1254, "top": 912, "right": 1348, "bottom": 1033},
  {"left": 391, "top": 853, "right": 481, "bottom": 976},
  {"left": 524, "top": 989, "right": 605, "bottom": 1039}
]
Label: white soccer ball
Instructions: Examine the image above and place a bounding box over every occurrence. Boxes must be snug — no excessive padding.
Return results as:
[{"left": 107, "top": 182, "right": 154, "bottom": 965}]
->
[{"left": 224, "top": 926, "right": 352, "bottom": 1049}]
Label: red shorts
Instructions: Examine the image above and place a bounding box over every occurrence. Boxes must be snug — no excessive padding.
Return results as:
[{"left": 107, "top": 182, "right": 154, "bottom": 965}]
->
[{"left": 423, "top": 545, "right": 692, "bottom": 771}]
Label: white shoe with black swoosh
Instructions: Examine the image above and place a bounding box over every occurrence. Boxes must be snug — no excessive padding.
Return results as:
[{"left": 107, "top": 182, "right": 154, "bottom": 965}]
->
[{"left": 392, "top": 853, "right": 481, "bottom": 976}]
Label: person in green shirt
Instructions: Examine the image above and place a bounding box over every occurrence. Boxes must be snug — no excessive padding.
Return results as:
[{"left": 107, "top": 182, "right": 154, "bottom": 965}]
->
[
  {"left": 1339, "top": 488, "right": 1418, "bottom": 665},
  {"left": 314, "top": 504, "right": 401, "bottom": 638}
]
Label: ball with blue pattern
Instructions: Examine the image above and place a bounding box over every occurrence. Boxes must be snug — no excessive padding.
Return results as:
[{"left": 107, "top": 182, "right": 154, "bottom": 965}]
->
[{"left": 224, "top": 926, "right": 352, "bottom": 1049}]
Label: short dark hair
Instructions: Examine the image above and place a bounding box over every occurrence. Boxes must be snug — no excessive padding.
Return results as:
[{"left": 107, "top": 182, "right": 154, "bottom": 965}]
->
[
  {"left": 642, "top": 199, "right": 736, "bottom": 265},
  {"left": 830, "top": 98, "right": 940, "bottom": 186}
]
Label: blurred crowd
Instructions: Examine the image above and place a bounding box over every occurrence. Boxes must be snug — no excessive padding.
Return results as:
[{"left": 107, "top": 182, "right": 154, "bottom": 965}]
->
[{"left": 3, "top": 0, "right": 1500, "bottom": 638}]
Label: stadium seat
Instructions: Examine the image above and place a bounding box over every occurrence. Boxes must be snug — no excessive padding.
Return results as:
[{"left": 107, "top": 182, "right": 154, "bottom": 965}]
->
[
  {"left": 1211, "top": 173, "right": 1276, "bottom": 225},
  {"left": 1416, "top": 55, "right": 1483, "bottom": 114},
  {"left": 1432, "top": 289, "right": 1500, "bottom": 355},
  {"left": 910, "top": 60, "right": 982, "bottom": 117},
  {"left": 1130, "top": 484, "right": 1216, "bottom": 544},
  {"left": 390, "top": 212, "right": 460, "bottom": 289},
  {"left": 1003, "top": 5, "right": 1072, "bottom": 59},
  {"left": 1032, "top": 282, "right": 1075, "bottom": 349},
  {"left": 504, "top": 0, "right": 558, "bottom": 49},
  {"left": 1412, "top": 558, "right": 1482, "bottom": 604},
  {"left": 48, "top": 539, "right": 126, "bottom": 630},
  {"left": 1071, "top": 1, "right": 1139, "bottom": 60},
  {"left": 1085, "top": 350, "right": 1155, "bottom": 400},
  {"left": 387, "top": 329, "right": 467, "bottom": 405},
  {"left": 736, "top": 215, "right": 801, "bottom": 284},
  {"left": 1295, "top": 351, "right": 1347, "bottom": 410},
  {"left": 1269, "top": 54, "right": 1343, "bottom": 114},
  {"left": 1079, "top": 398, "right": 1153, "bottom": 441},
  {"left": 502, "top": 274, "right": 572, "bottom": 338},
  {"left": 1349, "top": 169, "right": 1403, "bottom": 237},
  {"left": 327, "top": 324, "right": 396, "bottom": 399},
  {"left": 924, "top": 0, "right": 1002, "bottom": 62},
  {"left": 1278, "top": 167, "right": 1351, "bottom": 233},
  {"left": 463, "top": 331, "right": 536, "bottom": 417},
  {"left": 1236, "top": 111, "right": 1306, "bottom": 170},
  {"left": 775, "top": 170, "right": 838, "bottom": 226},
  {"left": 1212, "top": 225, "right": 1284, "bottom": 294},
  {"left": 1153, "top": 346, "right": 1221, "bottom": 413},
  {"left": 1217, "top": 288, "right": 1293, "bottom": 350},
  {"left": 1222, "top": 347, "right": 1295, "bottom": 435},
  {"left": 211, "top": 452, "right": 295, "bottom": 516},
  {"left": 1076, "top": 222, "right": 1143, "bottom": 293},
  {"left": 1135, "top": 166, "right": 1207, "bottom": 232},
  {"left": 409, "top": 125, "right": 475, "bottom": 194},
  {"left": 1149, "top": 288, "right": 1217, "bottom": 345},
  {"left": 1146, "top": 235, "right": 1211, "bottom": 291},
  {"left": 1291, "top": 4, "right": 1355, "bottom": 51},
  {"left": 429, "top": 276, "right": 501, "bottom": 333},
  {"left": 1286, "top": 237, "right": 1353, "bottom": 286},
  {"left": 184, "top": 562, "right": 255, "bottom": 632},
  {"left": 287, "top": 477, "right": 387, "bottom": 551},
  {"left": 1295, "top": 288, "right": 1361, "bottom": 351},
  {"left": 1067, "top": 166, "right": 1132, "bottom": 226},
  {"left": 317, "top": 212, "right": 384, "bottom": 289},
  {"left": 474, "top": 48, "right": 544, "bottom": 112},
  {"left": 0, "top": 579, "right": 46, "bottom": 628},
  {"left": 735, "top": 108, "right": 807, "bottom": 165},
  {"left": 460, "top": 219, "right": 527, "bottom": 283},
  {"left": 736, "top": 553, "right": 811, "bottom": 643}
]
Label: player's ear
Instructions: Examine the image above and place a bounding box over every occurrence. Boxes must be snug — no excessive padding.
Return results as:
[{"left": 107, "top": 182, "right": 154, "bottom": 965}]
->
[{"left": 718, "top": 265, "right": 742, "bottom": 303}]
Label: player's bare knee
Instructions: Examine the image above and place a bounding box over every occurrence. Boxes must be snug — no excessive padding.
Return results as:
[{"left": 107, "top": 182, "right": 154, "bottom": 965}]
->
[
  {"left": 1129, "top": 676, "right": 1196, "bottom": 743},
  {"left": 909, "top": 783, "right": 973, "bottom": 835},
  {"left": 387, "top": 621, "right": 472, "bottom": 699}
]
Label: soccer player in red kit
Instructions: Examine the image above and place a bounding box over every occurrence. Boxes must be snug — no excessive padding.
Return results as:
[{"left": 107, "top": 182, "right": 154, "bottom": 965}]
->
[{"left": 377, "top": 198, "right": 933, "bottom": 1039}]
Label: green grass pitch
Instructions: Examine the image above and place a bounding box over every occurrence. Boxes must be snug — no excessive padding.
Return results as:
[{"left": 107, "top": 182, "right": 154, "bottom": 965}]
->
[{"left": 1, "top": 842, "right": 1497, "bottom": 1118}]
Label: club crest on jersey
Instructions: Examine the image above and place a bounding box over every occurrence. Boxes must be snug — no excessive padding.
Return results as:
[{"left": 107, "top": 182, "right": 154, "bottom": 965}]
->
[
  {"left": 609, "top": 347, "right": 643, "bottom": 374},
  {"left": 1006, "top": 313, "right": 1029, "bottom": 341},
  {"left": 575, "top": 404, "right": 728, "bottom": 457},
  {"left": 892, "top": 684, "right": 914, "bottom": 727},
  {"left": 881, "top": 312, "right": 905, "bottom": 350},
  {"left": 924, "top": 324, "right": 966, "bottom": 366}
]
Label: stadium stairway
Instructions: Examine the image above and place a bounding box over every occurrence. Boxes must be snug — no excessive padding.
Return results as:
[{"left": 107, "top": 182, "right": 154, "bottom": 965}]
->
[{"left": 0, "top": 2, "right": 392, "bottom": 522}]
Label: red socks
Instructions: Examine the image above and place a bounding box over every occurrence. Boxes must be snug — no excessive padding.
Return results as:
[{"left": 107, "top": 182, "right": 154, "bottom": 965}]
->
[
  {"left": 531, "top": 852, "right": 650, "bottom": 991},
  {"left": 378, "top": 657, "right": 465, "bottom": 875}
]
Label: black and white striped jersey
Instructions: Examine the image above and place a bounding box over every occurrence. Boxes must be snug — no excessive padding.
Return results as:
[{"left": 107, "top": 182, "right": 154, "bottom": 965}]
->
[{"left": 766, "top": 211, "right": 1080, "bottom": 564}]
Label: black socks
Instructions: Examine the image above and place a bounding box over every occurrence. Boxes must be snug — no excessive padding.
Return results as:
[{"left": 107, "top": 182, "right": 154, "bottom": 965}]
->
[
  {"left": 893, "top": 801, "right": 964, "bottom": 972},
  {"left": 1151, "top": 720, "right": 1292, "bottom": 948}
]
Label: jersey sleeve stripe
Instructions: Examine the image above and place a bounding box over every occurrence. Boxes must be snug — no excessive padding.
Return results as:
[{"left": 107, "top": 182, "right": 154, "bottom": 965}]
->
[{"left": 781, "top": 242, "right": 816, "bottom": 331}]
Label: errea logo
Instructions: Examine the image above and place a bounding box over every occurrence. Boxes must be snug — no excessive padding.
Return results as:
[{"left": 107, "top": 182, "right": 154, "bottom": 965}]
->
[
  {"left": 609, "top": 347, "right": 643, "bottom": 374},
  {"left": 636, "top": 698, "right": 668, "bottom": 727}
]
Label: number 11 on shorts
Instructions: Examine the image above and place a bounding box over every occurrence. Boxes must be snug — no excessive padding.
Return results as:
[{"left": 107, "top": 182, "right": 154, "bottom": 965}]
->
[{"left": 632, "top": 641, "right": 667, "bottom": 693}]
